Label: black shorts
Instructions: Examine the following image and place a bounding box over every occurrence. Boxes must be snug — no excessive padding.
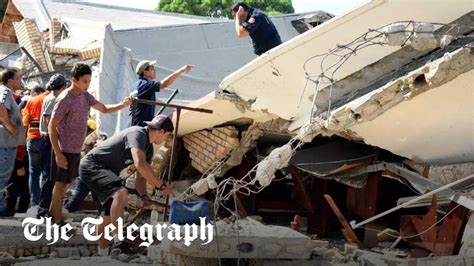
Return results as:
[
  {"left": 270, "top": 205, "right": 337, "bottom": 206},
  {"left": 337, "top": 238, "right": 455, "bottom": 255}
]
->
[
  {"left": 51, "top": 152, "right": 80, "bottom": 184},
  {"left": 79, "top": 157, "right": 124, "bottom": 215},
  {"left": 99, "top": 198, "right": 113, "bottom": 216}
]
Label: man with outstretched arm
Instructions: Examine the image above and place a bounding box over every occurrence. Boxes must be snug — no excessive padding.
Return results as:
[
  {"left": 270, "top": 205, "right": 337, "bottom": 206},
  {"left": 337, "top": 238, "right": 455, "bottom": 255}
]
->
[
  {"left": 48, "top": 63, "right": 132, "bottom": 225},
  {"left": 129, "top": 60, "right": 192, "bottom": 126}
]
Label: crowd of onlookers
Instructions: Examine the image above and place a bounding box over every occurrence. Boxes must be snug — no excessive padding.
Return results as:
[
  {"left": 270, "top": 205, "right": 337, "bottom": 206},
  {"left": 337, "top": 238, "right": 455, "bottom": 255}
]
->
[
  {"left": 0, "top": 58, "right": 188, "bottom": 255},
  {"left": 0, "top": 59, "right": 188, "bottom": 221},
  {"left": 0, "top": 63, "right": 120, "bottom": 220}
]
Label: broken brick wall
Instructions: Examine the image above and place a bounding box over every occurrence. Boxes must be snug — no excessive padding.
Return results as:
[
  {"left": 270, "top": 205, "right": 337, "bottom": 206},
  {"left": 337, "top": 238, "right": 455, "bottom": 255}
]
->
[
  {"left": 13, "top": 18, "right": 52, "bottom": 72},
  {"left": 49, "top": 18, "right": 61, "bottom": 45},
  {"left": 0, "top": 0, "right": 23, "bottom": 43},
  {"left": 183, "top": 126, "right": 239, "bottom": 173}
]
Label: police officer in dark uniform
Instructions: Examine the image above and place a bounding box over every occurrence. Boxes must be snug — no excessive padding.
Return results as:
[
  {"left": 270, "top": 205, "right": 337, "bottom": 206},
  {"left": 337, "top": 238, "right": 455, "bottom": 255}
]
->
[{"left": 232, "top": 2, "right": 282, "bottom": 56}]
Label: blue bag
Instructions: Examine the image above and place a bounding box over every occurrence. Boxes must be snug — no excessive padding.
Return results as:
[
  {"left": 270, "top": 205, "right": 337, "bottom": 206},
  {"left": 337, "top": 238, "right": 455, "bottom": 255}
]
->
[{"left": 169, "top": 200, "right": 209, "bottom": 225}]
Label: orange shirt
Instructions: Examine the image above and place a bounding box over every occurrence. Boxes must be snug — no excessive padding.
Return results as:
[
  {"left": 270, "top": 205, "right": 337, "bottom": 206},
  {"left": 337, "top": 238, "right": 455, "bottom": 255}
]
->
[{"left": 22, "top": 91, "right": 49, "bottom": 140}]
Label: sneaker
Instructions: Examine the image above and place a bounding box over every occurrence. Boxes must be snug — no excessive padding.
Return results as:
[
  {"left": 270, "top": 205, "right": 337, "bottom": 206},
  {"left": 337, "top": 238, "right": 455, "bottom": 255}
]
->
[
  {"left": 36, "top": 207, "right": 48, "bottom": 218},
  {"left": 45, "top": 218, "right": 77, "bottom": 236},
  {"left": 26, "top": 205, "right": 39, "bottom": 217}
]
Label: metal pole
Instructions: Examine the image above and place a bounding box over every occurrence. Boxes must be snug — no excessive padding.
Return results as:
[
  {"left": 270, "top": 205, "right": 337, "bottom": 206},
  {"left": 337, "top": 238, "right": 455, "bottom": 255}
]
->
[
  {"left": 133, "top": 98, "right": 213, "bottom": 114},
  {"left": 157, "top": 89, "right": 179, "bottom": 115},
  {"left": 163, "top": 108, "right": 182, "bottom": 220}
]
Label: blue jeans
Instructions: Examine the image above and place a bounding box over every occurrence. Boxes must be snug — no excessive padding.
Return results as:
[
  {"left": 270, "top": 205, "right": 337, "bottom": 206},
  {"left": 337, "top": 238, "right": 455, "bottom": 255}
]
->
[
  {"left": 0, "top": 147, "right": 17, "bottom": 212},
  {"left": 65, "top": 177, "right": 97, "bottom": 212},
  {"left": 27, "top": 138, "right": 51, "bottom": 205}
]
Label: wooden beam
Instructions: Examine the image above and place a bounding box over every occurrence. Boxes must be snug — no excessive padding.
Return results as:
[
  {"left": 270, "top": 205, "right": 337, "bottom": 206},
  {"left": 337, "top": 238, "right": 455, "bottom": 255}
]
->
[
  {"left": 324, "top": 194, "right": 362, "bottom": 247},
  {"left": 422, "top": 164, "right": 430, "bottom": 178}
]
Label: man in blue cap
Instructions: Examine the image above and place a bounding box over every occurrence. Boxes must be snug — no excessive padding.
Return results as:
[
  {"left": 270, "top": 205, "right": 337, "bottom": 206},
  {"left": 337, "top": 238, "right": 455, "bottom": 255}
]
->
[{"left": 129, "top": 60, "right": 193, "bottom": 126}]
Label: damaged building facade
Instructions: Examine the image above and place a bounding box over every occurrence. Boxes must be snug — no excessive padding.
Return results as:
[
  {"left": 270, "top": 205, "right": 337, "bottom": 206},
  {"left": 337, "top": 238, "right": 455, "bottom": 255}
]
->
[{"left": 0, "top": 0, "right": 473, "bottom": 265}]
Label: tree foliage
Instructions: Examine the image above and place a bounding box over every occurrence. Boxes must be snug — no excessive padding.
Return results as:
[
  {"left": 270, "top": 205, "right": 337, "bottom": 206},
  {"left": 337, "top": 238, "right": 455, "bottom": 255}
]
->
[
  {"left": 157, "top": 0, "right": 294, "bottom": 18},
  {"left": 0, "top": 0, "right": 8, "bottom": 22}
]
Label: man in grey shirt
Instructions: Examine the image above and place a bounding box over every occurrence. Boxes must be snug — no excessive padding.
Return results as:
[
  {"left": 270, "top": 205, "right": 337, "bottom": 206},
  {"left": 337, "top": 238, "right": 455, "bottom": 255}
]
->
[
  {"left": 80, "top": 115, "right": 174, "bottom": 256},
  {"left": 0, "top": 68, "right": 25, "bottom": 216},
  {"left": 37, "top": 74, "right": 68, "bottom": 218}
]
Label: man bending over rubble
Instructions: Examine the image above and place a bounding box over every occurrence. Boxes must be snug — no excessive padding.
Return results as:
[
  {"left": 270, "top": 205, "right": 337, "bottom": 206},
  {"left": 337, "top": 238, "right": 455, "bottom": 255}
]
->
[
  {"left": 48, "top": 63, "right": 132, "bottom": 225},
  {"left": 79, "top": 115, "right": 174, "bottom": 256}
]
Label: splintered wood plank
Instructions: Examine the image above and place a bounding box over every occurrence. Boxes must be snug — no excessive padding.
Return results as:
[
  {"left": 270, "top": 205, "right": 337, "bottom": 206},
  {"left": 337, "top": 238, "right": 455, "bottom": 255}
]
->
[{"left": 324, "top": 194, "right": 362, "bottom": 247}]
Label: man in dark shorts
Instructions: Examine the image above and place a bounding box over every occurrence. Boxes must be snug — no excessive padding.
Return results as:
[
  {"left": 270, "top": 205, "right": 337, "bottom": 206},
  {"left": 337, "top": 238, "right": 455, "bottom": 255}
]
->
[
  {"left": 79, "top": 115, "right": 174, "bottom": 256},
  {"left": 231, "top": 2, "right": 282, "bottom": 56},
  {"left": 48, "top": 63, "right": 132, "bottom": 225}
]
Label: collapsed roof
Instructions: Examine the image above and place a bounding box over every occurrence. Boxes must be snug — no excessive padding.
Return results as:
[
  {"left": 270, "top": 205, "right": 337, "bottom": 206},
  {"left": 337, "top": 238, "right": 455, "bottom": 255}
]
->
[{"left": 178, "top": 0, "right": 473, "bottom": 165}]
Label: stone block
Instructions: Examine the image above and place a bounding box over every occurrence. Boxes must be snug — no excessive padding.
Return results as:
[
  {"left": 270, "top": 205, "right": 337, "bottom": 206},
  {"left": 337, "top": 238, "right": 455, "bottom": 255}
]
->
[{"left": 162, "top": 218, "right": 316, "bottom": 260}]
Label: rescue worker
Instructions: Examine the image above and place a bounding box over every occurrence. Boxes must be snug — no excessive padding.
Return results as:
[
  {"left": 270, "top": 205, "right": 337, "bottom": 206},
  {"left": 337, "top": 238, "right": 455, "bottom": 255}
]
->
[{"left": 231, "top": 2, "right": 282, "bottom": 56}]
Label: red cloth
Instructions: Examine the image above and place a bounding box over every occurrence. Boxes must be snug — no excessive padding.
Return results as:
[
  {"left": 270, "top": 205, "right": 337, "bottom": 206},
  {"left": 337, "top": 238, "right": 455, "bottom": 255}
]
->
[{"left": 16, "top": 145, "right": 27, "bottom": 161}]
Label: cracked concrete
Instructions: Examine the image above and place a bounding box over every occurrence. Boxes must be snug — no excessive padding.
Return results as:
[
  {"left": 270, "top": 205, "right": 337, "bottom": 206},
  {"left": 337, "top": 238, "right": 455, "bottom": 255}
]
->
[
  {"left": 148, "top": 218, "right": 317, "bottom": 260},
  {"left": 330, "top": 46, "right": 473, "bottom": 129},
  {"left": 311, "top": 12, "right": 473, "bottom": 121},
  {"left": 298, "top": 45, "right": 474, "bottom": 164},
  {"left": 215, "top": 118, "right": 291, "bottom": 176}
]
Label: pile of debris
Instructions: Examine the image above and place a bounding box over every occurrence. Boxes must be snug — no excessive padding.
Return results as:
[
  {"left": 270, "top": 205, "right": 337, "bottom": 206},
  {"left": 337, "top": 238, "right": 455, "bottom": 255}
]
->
[{"left": 0, "top": 0, "right": 473, "bottom": 265}]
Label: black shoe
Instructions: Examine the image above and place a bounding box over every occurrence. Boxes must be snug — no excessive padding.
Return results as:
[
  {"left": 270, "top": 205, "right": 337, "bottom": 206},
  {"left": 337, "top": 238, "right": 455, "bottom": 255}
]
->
[
  {"left": 111, "top": 241, "right": 133, "bottom": 255},
  {"left": 45, "top": 216, "right": 77, "bottom": 236},
  {"left": 36, "top": 207, "right": 49, "bottom": 218},
  {"left": 0, "top": 210, "right": 15, "bottom": 218}
]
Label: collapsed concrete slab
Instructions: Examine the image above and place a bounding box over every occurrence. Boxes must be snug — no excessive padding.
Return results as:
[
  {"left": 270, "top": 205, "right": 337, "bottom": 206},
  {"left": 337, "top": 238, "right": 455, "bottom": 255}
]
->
[
  {"left": 219, "top": 0, "right": 472, "bottom": 131},
  {"left": 328, "top": 46, "right": 474, "bottom": 164},
  {"left": 176, "top": 91, "right": 278, "bottom": 136},
  {"left": 148, "top": 218, "right": 317, "bottom": 261},
  {"left": 0, "top": 218, "right": 98, "bottom": 260}
]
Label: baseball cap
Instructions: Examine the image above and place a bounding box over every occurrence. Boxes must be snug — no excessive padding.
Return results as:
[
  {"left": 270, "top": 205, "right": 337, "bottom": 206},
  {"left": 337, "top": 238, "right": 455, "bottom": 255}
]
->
[
  {"left": 144, "top": 115, "right": 174, "bottom": 132},
  {"left": 46, "top": 74, "right": 69, "bottom": 91},
  {"left": 136, "top": 60, "right": 156, "bottom": 75}
]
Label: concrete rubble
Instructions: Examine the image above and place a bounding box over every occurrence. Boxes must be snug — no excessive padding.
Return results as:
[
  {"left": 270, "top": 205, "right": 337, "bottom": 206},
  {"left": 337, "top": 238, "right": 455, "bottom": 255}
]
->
[{"left": 149, "top": 218, "right": 317, "bottom": 261}]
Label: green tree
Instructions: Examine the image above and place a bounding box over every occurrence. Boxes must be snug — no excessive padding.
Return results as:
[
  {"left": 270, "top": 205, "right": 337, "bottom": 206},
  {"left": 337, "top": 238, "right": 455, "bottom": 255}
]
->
[
  {"left": 157, "top": 0, "right": 294, "bottom": 18},
  {"left": 0, "top": 0, "right": 8, "bottom": 22},
  {"left": 157, "top": 0, "right": 205, "bottom": 16}
]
